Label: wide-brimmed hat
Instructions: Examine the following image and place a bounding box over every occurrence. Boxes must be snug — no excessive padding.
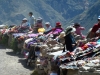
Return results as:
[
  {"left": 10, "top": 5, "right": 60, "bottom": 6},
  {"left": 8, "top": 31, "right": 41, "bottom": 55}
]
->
[{"left": 65, "top": 26, "right": 76, "bottom": 35}]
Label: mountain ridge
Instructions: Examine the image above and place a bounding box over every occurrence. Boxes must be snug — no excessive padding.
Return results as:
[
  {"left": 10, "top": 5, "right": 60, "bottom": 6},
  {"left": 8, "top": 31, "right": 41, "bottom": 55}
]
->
[
  {"left": 66, "top": 0, "right": 100, "bottom": 34},
  {"left": 0, "top": 0, "right": 99, "bottom": 30}
]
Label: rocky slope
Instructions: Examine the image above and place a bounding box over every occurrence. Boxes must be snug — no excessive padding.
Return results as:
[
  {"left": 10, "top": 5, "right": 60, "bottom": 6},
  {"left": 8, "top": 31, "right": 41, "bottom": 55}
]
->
[{"left": 0, "top": 0, "right": 98, "bottom": 28}]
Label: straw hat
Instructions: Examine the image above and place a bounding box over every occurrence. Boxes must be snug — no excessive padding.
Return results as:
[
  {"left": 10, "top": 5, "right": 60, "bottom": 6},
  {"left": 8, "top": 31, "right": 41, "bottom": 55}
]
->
[{"left": 58, "top": 31, "right": 65, "bottom": 38}]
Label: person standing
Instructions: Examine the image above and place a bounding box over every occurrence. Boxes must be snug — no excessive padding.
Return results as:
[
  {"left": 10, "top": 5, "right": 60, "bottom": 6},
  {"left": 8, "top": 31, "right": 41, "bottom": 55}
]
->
[
  {"left": 28, "top": 12, "right": 35, "bottom": 30},
  {"left": 63, "top": 26, "right": 76, "bottom": 52}
]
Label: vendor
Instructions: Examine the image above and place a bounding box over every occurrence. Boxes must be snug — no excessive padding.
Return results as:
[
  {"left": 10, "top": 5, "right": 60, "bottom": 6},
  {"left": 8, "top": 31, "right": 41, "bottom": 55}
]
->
[
  {"left": 73, "top": 23, "right": 85, "bottom": 39},
  {"left": 51, "top": 22, "right": 64, "bottom": 39},
  {"left": 18, "top": 18, "right": 31, "bottom": 32},
  {"left": 44, "top": 22, "right": 52, "bottom": 34},
  {"left": 63, "top": 26, "right": 77, "bottom": 52},
  {"left": 33, "top": 17, "right": 43, "bottom": 33},
  {"left": 38, "top": 24, "right": 45, "bottom": 33}
]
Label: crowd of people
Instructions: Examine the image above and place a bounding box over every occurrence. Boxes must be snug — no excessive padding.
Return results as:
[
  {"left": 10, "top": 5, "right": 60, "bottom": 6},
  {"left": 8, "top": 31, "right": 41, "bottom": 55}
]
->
[{"left": 1, "top": 12, "right": 100, "bottom": 75}]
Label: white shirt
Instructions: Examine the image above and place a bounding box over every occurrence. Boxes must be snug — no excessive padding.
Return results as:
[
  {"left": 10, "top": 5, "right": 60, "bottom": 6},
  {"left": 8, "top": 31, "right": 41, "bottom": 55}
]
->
[
  {"left": 46, "top": 26, "right": 52, "bottom": 31},
  {"left": 21, "top": 22, "right": 28, "bottom": 27},
  {"left": 29, "top": 15, "right": 35, "bottom": 26},
  {"left": 21, "top": 22, "right": 31, "bottom": 28}
]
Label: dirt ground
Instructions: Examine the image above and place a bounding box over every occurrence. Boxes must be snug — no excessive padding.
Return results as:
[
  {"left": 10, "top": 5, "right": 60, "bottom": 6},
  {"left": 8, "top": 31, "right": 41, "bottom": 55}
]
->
[{"left": 0, "top": 45, "right": 34, "bottom": 75}]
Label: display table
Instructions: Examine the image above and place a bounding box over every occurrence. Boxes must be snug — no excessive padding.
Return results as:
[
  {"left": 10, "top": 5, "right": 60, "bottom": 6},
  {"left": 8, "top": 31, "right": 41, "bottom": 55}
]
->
[
  {"left": 79, "top": 71, "right": 100, "bottom": 75},
  {"left": 67, "top": 69, "right": 78, "bottom": 75}
]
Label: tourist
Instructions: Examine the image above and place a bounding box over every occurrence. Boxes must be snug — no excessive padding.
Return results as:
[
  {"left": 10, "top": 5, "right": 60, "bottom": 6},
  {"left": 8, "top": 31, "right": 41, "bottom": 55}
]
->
[{"left": 28, "top": 12, "right": 35, "bottom": 29}]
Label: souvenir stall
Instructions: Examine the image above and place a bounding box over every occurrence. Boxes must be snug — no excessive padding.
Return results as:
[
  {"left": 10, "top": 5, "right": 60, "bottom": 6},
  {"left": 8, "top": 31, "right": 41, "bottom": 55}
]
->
[
  {"left": 1, "top": 24, "right": 100, "bottom": 75},
  {"left": 50, "top": 39, "right": 100, "bottom": 75},
  {"left": 30, "top": 37, "right": 100, "bottom": 75}
]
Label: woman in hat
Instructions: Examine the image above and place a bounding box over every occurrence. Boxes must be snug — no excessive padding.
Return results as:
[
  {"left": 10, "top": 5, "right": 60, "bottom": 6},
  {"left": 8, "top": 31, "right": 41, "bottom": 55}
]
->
[
  {"left": 44, "top": 22, "right": 52, "bottom": 34},
  {"left": 51, "top": 22, "right": 63, "bottom": 39},
  {"left": 19, "top": 18, "right": 31, "bottom": 32},
  {"left": 63, "top": 26, "right": 77, "bottom": 52},
  {"left": 73, "top": 23, "right": 85, "bottom": 39}
]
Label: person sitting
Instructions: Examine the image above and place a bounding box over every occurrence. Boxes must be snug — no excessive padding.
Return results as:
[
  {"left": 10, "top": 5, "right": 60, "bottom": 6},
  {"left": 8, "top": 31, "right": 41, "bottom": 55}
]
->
[
  {"left": 18, "top": 18, "right": 31, "bottom": 32},
  {"left": 33, "top": 17, "right": 43, "bottom": 33},
  {"left": 38, "top": 24, "right": 45, "bottom": 34},
  {"left": 89, "top": 15, "right": 100, "bottom": 38},
  {"left": 73, "top": 23, "right": 85, "bottom": 39},
  {"left": 44, "top": 22, "right": 52, "bottom": 34},
  {"left": 49, "top": 22, "right": 63, "bottom": 39}
]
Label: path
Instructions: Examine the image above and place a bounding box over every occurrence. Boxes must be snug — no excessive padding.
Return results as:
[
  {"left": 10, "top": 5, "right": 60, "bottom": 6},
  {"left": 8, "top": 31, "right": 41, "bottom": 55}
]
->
[{"left": 0, "top": 45, "right": 33, "bottom": 75}]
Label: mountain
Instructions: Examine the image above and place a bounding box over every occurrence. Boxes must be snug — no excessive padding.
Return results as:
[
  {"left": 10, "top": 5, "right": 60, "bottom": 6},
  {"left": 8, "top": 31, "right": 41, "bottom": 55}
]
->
[
  {"left": 66, "top": 0, "right": 100, "bottom": 34},
  {"left": 0, "top": 0, "right": 99, "bottom": 28}
]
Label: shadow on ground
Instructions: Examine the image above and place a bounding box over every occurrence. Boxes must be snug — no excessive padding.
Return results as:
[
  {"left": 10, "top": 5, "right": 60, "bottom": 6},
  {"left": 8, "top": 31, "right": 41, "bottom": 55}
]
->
[
  {"left": 0, "top": 44, "right": 7, "bottom": 49},
  {"left": 18, "top": 59, "right": 35, "bottom": 70},
  {"left": 6, "top": 51, "right": 34, "bottom": 70},
  {"left": 1, "top": 44, "right": 34, "bottom": 71},
  {"left": 6, "top": 51, "right": 25, "bottom": 58}
]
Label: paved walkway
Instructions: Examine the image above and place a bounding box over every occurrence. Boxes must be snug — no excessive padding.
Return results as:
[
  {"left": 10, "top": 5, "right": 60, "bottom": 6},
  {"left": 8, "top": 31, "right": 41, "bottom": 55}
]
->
[{"left": 0, "top": 45, "right": 33, "bottom": 75}]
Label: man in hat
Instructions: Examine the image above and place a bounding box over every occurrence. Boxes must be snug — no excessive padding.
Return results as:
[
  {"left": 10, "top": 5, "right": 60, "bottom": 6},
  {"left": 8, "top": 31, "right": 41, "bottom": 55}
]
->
[{"left": 90, "top": 16, "right": 100, "bottom": 38}]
